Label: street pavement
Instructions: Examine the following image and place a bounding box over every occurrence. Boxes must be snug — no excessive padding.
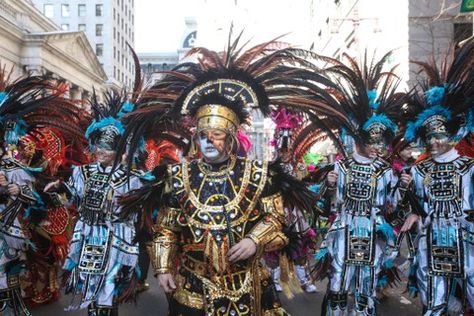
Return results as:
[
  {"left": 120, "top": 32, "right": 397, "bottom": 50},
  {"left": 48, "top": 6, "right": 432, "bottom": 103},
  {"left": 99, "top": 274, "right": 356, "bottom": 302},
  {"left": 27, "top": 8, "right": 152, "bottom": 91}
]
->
[{"left": 32, "top": 276, "right": 422, "bottom": 316}]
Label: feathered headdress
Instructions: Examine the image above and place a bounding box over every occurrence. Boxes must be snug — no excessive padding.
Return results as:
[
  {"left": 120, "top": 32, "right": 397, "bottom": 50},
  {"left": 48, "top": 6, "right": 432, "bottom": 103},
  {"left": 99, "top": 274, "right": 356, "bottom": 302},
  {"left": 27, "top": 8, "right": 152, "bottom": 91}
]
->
[
  {"left": 85, "top": 89, "right": 131, "bottom": 150},
  {"left": 315, "top": 52, "right": 408, "bottom": 154},
  {"left": 404, "top": 39, "right": 474, "bottom": 143},
  {"left": 117, "top": 30, "right": 338, "bottom": 163},
  {"left": 257, "top": 51, "right": 409, "bottom": 160},
  {"left": 0, "top": 64, "right": 83, "bottom": 153}
]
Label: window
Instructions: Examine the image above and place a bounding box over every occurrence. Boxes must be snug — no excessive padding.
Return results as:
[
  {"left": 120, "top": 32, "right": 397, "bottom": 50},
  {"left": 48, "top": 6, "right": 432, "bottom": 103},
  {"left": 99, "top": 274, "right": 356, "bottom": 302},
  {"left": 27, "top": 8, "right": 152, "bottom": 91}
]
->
[
  {"left": 113, "top": 27, "right": 116, "bottom": 39},
  {"left": 96, "top": 44, "right": 103, "bottom": 57},
  {"left": 61, "top": 24, "right": 69, "bottom": 31},
  {"left": 61, "top": 4, "right": 70, "bottom": 17},
  {"left": 78, "top": 4, "right": 86, "bottom": 17},
  {"left": 113, "top": 8, "right": 116, "bottom": 20},
  {"left": 78, "top": 24, "right": 86, "bottom": 32},
  {"left": 113, "top": 47, "right": 116, "bottom": 58},
  {"left": 96, "top": 24, "right": 103, "bottom": 36},
  {"left": 44, "top": 4, "right": 54, "bottom": 18},
  {"left": 114, "top": 66, "right": 116, "bottom": 79},
  {"left": 96, "top": 4, "right": 103, "bottom": 16}
]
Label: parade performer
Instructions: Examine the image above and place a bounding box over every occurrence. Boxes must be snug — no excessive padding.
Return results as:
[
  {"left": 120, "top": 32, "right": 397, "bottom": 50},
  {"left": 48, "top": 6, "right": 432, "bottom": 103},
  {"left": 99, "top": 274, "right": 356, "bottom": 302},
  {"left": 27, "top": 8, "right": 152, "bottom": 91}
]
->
[
  {"left": 401, "top": 39, "right": 474, "bottom": 315},
  {"left": 266, "top": 108, "right": 318, "bottom": 294},
  {"left": 309, "top": 52, "right": 408, "bottom": 315},
  {"left": 377, "top": 135, "right": 420, "bottom": 298},
  {"left": 19, "top": 103, "right": 89, "bottom": 306},
  {"left": 118, "top": 35, "right": 323, "bottom": 316},
  {"left": 44, "top": 89, "right": 149, "bottom": 315},
  {"left": 0, "top": 67, "right": 78, "bottom": 315}
]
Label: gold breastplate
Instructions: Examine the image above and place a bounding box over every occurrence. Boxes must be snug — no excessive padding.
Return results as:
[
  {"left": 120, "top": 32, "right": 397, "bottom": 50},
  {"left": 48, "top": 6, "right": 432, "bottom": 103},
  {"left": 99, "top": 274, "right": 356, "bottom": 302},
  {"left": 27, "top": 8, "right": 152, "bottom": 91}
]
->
[{"left": 169, "top": 157, "right": 268, "bottom": 274}]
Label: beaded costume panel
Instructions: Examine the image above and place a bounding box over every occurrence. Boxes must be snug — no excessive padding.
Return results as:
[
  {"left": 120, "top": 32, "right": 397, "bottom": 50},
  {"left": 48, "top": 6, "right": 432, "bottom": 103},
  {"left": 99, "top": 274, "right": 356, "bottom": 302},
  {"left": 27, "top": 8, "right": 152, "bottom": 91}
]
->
[{"left": 169, "top": 156, "right": 268, "bottom": 275}]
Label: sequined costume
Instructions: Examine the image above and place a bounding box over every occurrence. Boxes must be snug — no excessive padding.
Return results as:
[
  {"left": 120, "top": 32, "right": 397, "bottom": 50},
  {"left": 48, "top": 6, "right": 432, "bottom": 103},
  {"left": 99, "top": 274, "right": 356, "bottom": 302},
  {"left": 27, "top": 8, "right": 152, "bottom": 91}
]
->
[
  {"left": 148, "top": 156, "right": 292, "bottom": 315},
  {"left": 0, "top": 70, "right": 80, "bottom": 315},
  {"left": 300, "top": 52, "right": 409, "bottom": 315},
  {"left": 0, "top": 157, "right": 38, "bottom": 316},
  {"left": 402, "top": 39, "right": 474, "bottom": 315},
  {"left": 321, "top": 153, "right": 397, "bottom": 314},
  {"left": 116, "top": 35, "right": 324, "bottom": 316},
  {"left": 410, "top": 150, "right": 474, "bottom": 313},
  {"left": 62, "top": 162, "right": 144, "bottom": 311},
  {"left": 57, "top": 85, "right": 148, "bottom": 314}
]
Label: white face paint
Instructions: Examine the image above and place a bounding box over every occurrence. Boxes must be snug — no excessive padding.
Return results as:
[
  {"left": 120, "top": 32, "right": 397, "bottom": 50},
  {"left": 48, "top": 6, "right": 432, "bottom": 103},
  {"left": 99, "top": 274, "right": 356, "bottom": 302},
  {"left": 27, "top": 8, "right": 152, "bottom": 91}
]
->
[
  {"left": 197, "top": 129, "right": 229, "bottom": 163},
  {"left": 427, "top": 134, "right": 452, "bottom": 158},
  {"left": 199, "top": 134, "right": 220, "bottom": 160}
]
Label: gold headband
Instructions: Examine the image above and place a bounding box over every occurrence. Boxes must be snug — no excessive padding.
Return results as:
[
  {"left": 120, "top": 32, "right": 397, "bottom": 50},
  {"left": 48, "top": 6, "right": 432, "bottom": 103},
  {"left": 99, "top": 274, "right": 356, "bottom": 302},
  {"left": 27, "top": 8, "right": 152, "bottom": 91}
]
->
[
  {"left": 195, "top": 104, "right": 240, "bottom": 133},
  {"left": 422, "top": 115, "right": 448, "bottom": 137},
  {"left": 181, "top": 79, "right": 259, "bottom": 115}
]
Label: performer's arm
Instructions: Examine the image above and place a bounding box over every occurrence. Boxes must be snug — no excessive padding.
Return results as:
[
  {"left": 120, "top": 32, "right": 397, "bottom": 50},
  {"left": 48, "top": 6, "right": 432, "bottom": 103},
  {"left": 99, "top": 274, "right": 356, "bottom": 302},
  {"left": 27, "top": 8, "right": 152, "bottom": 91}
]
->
[
  {"left": 149, "top": 206, "right": 181, "bottom": 274},
  {"left": 62, "top": 166, "right": 84, "bottom": 202},
  {"left": 246, "top": 192, "right": 288, "bottom": 252},
  {"left": 9, "top": 169, "right": 37, "bottom": 205}
]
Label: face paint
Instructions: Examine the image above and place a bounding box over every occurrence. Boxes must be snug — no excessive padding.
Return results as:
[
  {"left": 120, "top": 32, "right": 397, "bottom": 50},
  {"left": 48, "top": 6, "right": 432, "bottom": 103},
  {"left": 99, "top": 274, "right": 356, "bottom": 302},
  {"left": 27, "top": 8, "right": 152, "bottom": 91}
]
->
[
  {"left": 95, "top": 147, "right": 117, "bottom": 166},
  {"left": 359, "top": 142, "right": 382, "bottom": 159},
  {"left": 427, "top": 134, "right": 452, "bottom": 157},
  {"left": 198, "top": 129, "right": 228, "bottom": 163}
]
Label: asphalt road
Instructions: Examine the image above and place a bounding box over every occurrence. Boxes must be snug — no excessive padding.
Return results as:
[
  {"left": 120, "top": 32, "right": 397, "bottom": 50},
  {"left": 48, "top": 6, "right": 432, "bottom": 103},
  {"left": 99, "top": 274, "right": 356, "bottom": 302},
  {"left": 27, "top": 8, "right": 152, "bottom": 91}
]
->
[{"left": 31, "top": 276, "right": 422, "bottom": 316}]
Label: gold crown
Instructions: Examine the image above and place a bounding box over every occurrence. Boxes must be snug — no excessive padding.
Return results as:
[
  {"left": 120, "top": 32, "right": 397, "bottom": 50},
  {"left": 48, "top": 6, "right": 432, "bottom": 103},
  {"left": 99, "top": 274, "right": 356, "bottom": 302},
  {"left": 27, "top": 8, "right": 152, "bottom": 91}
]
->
[{"left": 195, "top": 104, "right": 240, "bottom": 133}]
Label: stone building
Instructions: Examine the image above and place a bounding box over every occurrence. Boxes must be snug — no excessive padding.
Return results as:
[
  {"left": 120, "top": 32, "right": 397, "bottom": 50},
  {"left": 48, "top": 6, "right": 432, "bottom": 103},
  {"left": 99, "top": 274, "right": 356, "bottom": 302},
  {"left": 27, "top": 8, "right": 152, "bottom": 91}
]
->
[
  {"left": 31, "top": 0, "right": 134, "bottom": 89},
  {"left": 0, "top": 0, "right": 107, "bottom": 105}
]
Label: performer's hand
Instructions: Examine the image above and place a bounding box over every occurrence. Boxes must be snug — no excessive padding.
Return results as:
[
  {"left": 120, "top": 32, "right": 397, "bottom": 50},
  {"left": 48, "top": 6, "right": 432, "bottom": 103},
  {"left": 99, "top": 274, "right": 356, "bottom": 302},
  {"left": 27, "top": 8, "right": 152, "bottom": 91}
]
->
[
  {"left": 7, "top": 184, "right": 20, "bottom": 196},
  {"left": 400, "top": 214, "right": 419, "bottom": 232},
  {"left": 400, "top": 172, "right": 412, "bottom": 188},
  {"left": 228, "top": 238, "right": 257, "bottom": 263},
  {"left": 44, "top": 180, "right": 61, "bottom": 192},
  {"left": 158, "top": 273, "right": 176, "bottom": 293},
  {"left": 0, "top": 173, "right": 8, "bottom": 187},
  {"left": 326, "top": 171, "right": 338, "bottom": 187}
]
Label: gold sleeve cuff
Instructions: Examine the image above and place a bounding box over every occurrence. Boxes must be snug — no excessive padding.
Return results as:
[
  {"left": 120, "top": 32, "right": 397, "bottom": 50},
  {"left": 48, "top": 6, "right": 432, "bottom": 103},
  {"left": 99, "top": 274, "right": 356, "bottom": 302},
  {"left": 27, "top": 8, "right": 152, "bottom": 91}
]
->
[
  {"left": 260, "top": 193, "right": 285, "bottom": 223},
  {"left": 157, "top": 207, "right": 181, "bottom": 232},
  {"left": 150, "top": 207, "right": 181, "bottom": 274},
  {"left": 247, "top": 193, "right": 287, "bottom": 251},
  {"left": 150, "top": 232, "right": 179, "bottom": 274}
]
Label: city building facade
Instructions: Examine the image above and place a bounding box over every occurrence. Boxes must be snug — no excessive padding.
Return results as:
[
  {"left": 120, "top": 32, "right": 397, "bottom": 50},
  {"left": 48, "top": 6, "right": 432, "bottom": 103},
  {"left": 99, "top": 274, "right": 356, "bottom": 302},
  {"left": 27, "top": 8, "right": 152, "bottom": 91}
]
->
[
  {"left": 31, "top": 0, "right": 135, "bottom": 89},
  {"left": 0, "top": 0, "right": 107, "bottom": 104},
  {"left": 311, "top": 0, "right": 473, "bottom": 89}
]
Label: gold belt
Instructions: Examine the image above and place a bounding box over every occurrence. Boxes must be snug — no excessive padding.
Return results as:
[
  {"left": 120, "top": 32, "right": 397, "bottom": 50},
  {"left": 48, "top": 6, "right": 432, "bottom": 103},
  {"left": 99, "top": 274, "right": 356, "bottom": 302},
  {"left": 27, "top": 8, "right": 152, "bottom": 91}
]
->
[{"left": 174, "top": 267, "right": 254, "bottom": 311}]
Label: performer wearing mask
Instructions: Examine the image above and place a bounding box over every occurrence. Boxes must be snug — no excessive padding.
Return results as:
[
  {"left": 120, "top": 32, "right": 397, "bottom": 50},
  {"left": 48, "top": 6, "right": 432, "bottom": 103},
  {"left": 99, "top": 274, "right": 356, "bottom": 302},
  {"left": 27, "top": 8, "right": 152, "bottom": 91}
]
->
[
  {"left": 44, "top": 91, "right": 148, "bottom": 315},
  {"left": 0, "top": 69, "right": 79, "bottom": 315},
  {"left": 309, "top": 52, "right": 409, "bottom": 315},
  {"left": 401, "top": 39, "right": 474, "bottom": 315},
  {"left": 117, "top": 35, "right": 322, "bottom": 316}
]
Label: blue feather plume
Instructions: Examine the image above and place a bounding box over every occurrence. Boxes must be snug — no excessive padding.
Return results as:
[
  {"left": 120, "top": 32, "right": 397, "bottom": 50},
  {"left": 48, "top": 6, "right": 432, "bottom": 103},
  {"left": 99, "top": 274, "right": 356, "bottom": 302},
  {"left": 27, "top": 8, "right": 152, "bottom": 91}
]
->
[
  {"left": 85, "top": 117, "right": 125, "bottom": 139},
  {"left": 363, "top": 114, "right": 398, "bottom": 134},
  {"left": 0, "top": 92, "right": 8, "bottom": 107},
  {"left": 404, "top": 105, "right": 452, "bottom": 142}
]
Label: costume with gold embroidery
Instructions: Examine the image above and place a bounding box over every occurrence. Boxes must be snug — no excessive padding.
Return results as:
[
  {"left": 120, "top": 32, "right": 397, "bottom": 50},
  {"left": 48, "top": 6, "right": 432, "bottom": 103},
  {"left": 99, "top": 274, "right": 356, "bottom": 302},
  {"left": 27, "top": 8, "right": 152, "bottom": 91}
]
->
[{"left": 118, "top": 34, "right": 324, "bottom": 316}]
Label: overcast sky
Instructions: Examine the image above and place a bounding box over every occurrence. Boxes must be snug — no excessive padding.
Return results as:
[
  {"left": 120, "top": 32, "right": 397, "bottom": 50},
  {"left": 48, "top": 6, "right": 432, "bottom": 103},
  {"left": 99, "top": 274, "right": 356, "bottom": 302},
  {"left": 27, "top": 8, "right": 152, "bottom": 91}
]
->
[{"left": 135, "top": 0, "right": 200, "bottom": 53}]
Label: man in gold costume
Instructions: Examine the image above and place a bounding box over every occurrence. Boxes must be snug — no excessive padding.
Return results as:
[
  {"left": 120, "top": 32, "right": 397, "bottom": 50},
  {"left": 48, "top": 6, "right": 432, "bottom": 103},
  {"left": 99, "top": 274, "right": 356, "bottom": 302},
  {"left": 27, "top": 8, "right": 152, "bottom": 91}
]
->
[{"left": 119, "top": 36, "right": 320, "bottom": 316}]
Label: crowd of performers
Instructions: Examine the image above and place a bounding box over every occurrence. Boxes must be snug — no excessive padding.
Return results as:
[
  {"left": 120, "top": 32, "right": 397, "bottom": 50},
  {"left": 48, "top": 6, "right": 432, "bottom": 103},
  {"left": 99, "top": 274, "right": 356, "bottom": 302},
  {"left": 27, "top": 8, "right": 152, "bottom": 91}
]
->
[{"left": 0, "top": 33, "right": 474, "bottom": 316}]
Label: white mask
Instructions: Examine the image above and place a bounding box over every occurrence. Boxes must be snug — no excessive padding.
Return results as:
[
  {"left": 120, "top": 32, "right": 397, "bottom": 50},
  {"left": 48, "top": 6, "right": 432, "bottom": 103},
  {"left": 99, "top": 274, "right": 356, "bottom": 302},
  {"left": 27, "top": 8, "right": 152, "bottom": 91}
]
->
[{"left": 198, "top": 133, "right": 222, "bottom": 161}]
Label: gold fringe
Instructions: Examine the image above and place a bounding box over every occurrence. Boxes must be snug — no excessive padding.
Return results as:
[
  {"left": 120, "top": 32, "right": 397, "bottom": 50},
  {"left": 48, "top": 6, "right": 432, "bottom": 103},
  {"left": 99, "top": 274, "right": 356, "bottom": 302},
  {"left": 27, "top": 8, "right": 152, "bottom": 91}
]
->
[{"left": 279, "top": 254, "right": 303, "bottom": 299}]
